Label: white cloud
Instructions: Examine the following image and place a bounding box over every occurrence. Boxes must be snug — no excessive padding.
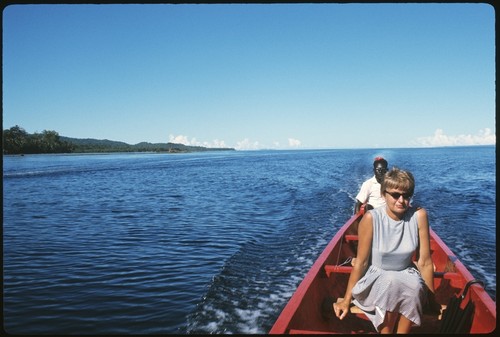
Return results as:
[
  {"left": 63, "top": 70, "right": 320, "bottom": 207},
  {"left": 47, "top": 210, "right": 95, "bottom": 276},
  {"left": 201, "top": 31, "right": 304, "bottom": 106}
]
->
[
  {"left": 208, "top": 139, "right": 227, "bottom": 148},
  {"left": 169, "top": 134, "right": 191, "bottom": 145},
  {"left": 288, "top": 138, "right": 302, "bottom": 148},
  {"left": 234, "top": 137, "right": 303, "bottom": 150},
  {"left": 169, "top": 134, "right": 228, "bottom": 148},
  {"left": 235, "top": 138, "right": 261, "bottom": 151},
  {"left": 170, "top": 135, "right": 303, "bottom": 150},
  {"left": 412, "top": 128, "right": 496, "bottom": 147}
]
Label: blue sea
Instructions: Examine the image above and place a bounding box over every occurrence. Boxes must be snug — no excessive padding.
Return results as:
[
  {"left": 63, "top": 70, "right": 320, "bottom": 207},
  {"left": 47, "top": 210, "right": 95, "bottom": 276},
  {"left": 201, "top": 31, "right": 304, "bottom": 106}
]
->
[{"left": 2, "top": 146, "right": 496, "bottom": 334}]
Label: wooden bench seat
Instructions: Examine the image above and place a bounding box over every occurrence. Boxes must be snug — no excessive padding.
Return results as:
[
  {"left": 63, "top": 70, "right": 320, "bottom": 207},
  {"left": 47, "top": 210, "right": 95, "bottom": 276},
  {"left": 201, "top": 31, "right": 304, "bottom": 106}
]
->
[{"left": 324, "top": 263, "right": 461, "bottom": 281}]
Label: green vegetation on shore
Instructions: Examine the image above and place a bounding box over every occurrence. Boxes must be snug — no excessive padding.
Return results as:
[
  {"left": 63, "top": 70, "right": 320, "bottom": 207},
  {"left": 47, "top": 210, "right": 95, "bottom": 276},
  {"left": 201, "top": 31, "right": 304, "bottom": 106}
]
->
[{"left": 2, "top": 126, "right": 235, "bottom": 154}]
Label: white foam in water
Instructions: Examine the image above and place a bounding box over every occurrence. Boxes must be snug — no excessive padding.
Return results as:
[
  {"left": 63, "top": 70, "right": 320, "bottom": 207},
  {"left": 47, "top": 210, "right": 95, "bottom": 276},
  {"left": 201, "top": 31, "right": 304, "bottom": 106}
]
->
[
  {"left": 187, "top": 303, "right": 229, "bottom": 334},
  {"left": 204, "top": 321, "right": 219, "bottom": 333},
  {"left": 235, "top": 308, "right": 264, "bottom": 334}
]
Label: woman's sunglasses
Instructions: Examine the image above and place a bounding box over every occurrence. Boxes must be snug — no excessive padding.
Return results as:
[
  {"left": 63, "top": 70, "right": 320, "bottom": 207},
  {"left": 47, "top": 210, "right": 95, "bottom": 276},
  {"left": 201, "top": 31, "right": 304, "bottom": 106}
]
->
[{"left": 384, "top": 190, "right": 412, "bottom": 200}]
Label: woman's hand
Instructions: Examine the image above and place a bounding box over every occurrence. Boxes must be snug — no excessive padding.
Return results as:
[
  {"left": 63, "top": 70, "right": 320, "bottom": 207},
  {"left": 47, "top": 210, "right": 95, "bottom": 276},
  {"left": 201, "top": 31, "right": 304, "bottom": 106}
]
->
[{"left": 333, "top": 298, "right": 350, "bottom": 320}]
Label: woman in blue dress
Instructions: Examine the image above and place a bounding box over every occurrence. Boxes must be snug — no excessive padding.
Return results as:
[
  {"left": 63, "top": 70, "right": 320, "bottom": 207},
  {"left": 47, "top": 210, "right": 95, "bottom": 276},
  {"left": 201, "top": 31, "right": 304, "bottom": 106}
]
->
[{"left": 334, "top": 167, "right": 435, "bottom": 333}]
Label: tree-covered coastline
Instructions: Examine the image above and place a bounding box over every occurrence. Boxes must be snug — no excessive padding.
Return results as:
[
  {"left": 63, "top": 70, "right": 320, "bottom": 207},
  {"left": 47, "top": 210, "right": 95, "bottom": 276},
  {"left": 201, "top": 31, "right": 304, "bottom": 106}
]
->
[{"left": 2, "top": 126, "right": 235, "bottom": 154}]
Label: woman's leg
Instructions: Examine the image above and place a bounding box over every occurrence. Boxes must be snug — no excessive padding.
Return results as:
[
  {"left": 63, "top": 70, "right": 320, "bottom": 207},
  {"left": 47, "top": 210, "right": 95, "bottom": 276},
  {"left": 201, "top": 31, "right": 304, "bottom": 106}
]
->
[
  {"left": 380, "top": 312, "right": 413, "bottom": 334},
  {"left": 379, "top": 311, "right": 398, "bottom": 334},
  {"left": 395, "top": 315, "right": 412, "bottom": 334}
]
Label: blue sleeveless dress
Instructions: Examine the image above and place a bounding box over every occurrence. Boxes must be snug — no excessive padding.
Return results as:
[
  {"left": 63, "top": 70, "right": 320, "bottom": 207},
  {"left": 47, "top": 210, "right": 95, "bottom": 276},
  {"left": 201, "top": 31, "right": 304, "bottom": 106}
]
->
[{"left": 351, "top": 206, "right": 427, "bottom": 331}]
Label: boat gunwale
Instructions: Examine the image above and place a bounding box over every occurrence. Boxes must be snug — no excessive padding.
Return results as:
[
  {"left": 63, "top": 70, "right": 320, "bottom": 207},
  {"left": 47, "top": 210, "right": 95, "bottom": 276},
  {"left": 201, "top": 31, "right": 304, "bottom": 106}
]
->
[{"left": 269, "top": 212, "right": 362, "bottom": 334}]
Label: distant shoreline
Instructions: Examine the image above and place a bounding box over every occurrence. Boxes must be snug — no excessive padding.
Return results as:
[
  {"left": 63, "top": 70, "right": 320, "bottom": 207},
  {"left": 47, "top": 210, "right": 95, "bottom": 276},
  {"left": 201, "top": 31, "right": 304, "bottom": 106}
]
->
[
  {"left": 3, "top": 144, "right": 494, "bottom": 157},
  {"left": 2, "top": 125, "right": 235, "bottom": 155},
  {"left": 3, "top": 150, "right": 236, "bottom": 157}
]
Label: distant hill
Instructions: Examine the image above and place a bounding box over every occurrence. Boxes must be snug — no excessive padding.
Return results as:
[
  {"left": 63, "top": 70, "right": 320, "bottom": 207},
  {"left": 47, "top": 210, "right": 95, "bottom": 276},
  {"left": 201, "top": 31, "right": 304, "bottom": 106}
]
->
[
  {"left": 2, "top": 125, "right": 235, "bottom": 154},
  {"left": 59, "top": 136, "right": 235, "bottom": 153}
]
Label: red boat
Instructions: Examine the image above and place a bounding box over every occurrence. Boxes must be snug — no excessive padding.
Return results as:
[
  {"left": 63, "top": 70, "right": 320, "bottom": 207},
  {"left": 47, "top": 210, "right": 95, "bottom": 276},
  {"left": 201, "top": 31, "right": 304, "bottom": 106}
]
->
[{"left": 270, "top": 210, "right": 496, "bottom": 334}]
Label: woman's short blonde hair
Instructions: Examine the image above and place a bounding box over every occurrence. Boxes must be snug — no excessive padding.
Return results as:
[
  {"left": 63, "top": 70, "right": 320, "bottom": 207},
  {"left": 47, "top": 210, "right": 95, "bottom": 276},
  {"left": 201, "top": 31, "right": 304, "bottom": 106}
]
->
[{"left": 380, "top": 167, "right": 415, "bottom": 196}]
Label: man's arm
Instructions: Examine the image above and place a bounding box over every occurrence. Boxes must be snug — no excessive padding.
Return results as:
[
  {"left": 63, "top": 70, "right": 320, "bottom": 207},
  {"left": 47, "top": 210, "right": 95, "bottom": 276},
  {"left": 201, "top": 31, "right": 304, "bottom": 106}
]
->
[{"left": 354, "top": 200, "right": 363, "bottom": 214}]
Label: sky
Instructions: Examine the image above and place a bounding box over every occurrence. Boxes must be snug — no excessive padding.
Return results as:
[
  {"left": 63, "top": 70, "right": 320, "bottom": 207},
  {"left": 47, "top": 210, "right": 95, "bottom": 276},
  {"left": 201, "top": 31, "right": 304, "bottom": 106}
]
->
[{"left": 2, "top": 3, "right": 496, "bottom": 150}]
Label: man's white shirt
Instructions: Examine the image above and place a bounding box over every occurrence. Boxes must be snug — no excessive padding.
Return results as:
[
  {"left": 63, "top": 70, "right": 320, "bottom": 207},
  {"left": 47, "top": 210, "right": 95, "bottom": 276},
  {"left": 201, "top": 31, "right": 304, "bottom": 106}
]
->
[{"left": 355, "top": 176, "right": 386, "bottom": 208}]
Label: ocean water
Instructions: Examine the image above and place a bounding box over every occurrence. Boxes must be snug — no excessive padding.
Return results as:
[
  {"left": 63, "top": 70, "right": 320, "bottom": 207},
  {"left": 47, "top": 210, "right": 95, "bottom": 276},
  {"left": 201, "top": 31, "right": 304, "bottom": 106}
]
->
[{"left": 2, "top": 146, "right": 495, "bottom": 334}]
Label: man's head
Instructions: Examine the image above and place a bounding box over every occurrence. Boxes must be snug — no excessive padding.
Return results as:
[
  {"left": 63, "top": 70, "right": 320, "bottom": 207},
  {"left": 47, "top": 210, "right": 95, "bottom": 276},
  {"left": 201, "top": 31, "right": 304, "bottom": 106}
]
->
[{"left": 373, "top": 156, "right": 388, "bottom": 183}]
